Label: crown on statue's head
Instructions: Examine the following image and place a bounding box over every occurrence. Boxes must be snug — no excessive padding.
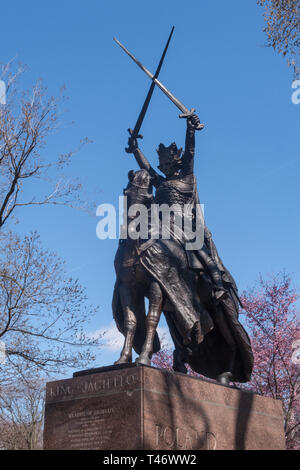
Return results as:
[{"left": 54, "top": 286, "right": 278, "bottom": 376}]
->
[{"left": 156, "top": 142, "right": 182, "bottom": 162}]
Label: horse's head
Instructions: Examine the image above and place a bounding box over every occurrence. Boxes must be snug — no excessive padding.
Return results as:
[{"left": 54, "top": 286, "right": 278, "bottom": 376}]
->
[{"left": 123, "top": 169, "right": 153, "bottom": 208}]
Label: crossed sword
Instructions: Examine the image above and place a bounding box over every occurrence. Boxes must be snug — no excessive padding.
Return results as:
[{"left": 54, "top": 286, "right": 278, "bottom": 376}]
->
[{"left": 113, "top": 27, "right": 204, "bottom": 152}]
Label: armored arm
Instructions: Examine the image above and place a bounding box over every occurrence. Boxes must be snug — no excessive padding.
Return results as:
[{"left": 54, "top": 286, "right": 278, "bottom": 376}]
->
[
  {"left": 181, "top": 114, "right": 201, "bottom": 176},
  {"left": 127, "top": 136, "right": 161, "bottom": 186}
]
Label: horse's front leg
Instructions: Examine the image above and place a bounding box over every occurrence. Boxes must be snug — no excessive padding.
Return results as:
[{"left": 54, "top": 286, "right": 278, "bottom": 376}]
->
[
  {"left": 114, "top": 283, "right": 137, "bottom": 365},
  {"left": 136, "top": 281, "right": 163, "bottom": 366}
]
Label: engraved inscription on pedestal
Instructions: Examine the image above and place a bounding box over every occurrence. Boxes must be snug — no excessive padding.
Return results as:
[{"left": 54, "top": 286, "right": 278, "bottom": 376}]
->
[
  {"left": 43, "top": 365, "right": 286, "bottom": 450},
  {"left": 155, "top": 424, "right": 217, "bottom": 450},
  {"left": 43, "top": 367, "right": 142, "bottom": 450},
  {"left": 67, "top": 408, "right": 114, "bottom": 450},
  {"left": 46, "top": 370, "right": 140, "bottom": 403}
]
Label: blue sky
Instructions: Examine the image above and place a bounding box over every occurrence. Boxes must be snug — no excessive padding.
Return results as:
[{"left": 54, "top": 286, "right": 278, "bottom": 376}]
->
[{"left": 1, "top": 1, "right": 299, "bottom": 369}]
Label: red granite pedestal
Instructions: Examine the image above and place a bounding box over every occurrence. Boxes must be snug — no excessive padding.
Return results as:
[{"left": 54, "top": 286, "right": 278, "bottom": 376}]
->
[{"left": 43, "top": 364, "right": 286, "bottom": 450}]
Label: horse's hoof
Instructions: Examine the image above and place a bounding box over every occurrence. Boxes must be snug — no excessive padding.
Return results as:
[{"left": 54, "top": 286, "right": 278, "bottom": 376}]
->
[
  {"left": 217, "top": 371, "right": 233, "bottom": 385},
  {"left": 135, "top": 355, "right": 151, "bottom": 367},
  {"left": 114, "top": 357, "right": 132, "bottom": 365},
  {"left": 173, "top": 362, "right": 187, "bottom": 374},
  {"left": 173, "top": 350, "right": 188, "bottom": 374}
]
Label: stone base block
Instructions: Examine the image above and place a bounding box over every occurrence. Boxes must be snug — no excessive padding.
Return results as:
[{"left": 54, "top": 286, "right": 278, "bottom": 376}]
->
[{"left": 43, "top": 364, "right": 286, "bottom": 450}]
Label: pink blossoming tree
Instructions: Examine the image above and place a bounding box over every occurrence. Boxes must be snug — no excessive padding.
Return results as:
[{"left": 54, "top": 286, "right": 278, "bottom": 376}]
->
[{"left": 152, "top": 272, "right": 300, "bottom": 449}]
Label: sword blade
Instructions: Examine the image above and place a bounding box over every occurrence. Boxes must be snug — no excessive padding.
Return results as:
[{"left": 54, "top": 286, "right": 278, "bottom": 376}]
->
[
  {"left": 152, "top": 77, "right": 189, "bottom": 115},
  {"left": 113, "top": 36, "right": 189, "bottom": 115},
  {"left": 131, "top": 26, "right": 174, "bottom": 138}
]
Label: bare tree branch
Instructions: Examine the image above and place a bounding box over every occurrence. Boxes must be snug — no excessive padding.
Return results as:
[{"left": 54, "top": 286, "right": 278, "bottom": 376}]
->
[
  {"left": 0, "top": 62, "right": 93, "bottom": 229},
  {"left": 0, "top": 231, "right": 102, "bottom": 383}
]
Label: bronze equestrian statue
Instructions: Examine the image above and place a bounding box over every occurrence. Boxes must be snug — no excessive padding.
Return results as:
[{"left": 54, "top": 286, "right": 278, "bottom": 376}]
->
[
  {"left": 113, "top": 30, "right": 253, "bottom": 385},
  {"left": 112, "top": 115, "right": 253, "bottom": 384}
]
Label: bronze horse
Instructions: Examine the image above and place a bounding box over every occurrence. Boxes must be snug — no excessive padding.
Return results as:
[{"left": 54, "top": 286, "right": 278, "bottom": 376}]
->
[{"left": 113, "top": 169, "right": 163, "bottom": 366}]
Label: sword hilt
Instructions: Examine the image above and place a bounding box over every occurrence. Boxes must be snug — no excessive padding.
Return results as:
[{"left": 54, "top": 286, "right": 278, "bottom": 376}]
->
[
  {"left": 125, "top": 128, "right": 143, "bottom": 154},
  {"left": 179, "top": 108, "right": 205, "bottom": 130}
]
